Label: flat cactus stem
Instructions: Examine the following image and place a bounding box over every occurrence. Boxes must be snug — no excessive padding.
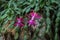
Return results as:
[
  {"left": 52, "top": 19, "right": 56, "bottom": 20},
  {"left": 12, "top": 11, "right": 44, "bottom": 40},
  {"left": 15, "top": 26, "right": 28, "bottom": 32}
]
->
[
  {"left": 54, "top": 8, "right": 60, "bottom": 40},
  {"left": 45, "top": 7, "right": 51, "bottom": 33}
]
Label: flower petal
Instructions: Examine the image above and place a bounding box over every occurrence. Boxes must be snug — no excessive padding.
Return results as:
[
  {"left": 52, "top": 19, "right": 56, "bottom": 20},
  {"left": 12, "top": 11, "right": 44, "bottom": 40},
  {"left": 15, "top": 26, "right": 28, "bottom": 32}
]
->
[{"left": 28, "top": 20, "right": 36, "bottom": 26}]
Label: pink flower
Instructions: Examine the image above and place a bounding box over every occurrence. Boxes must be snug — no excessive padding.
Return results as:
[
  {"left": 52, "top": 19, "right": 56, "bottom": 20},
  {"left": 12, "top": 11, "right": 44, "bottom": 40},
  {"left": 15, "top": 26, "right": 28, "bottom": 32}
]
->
[
  {"left": 14, "top": 17, "right": 24, "bottom": 28},
  {"left": 28, "top": 10, "right": 41, "bottom": 26}
]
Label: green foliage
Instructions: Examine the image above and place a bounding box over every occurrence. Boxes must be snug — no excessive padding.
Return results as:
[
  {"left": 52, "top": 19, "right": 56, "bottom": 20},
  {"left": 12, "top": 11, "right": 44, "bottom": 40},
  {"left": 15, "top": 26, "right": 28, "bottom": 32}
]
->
[
  {"left": 14, "top": 32, "right": 19, "bottom": 40},
  {"left": 0, "top": 0, "right": 60, "bottom": 40}
]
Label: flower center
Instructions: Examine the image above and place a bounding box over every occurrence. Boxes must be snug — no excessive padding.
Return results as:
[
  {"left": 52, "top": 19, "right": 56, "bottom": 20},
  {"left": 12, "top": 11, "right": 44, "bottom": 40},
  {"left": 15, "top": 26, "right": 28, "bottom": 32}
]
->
[{"left": 31, "top": 13, "right": 36, "bottom": 20}]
